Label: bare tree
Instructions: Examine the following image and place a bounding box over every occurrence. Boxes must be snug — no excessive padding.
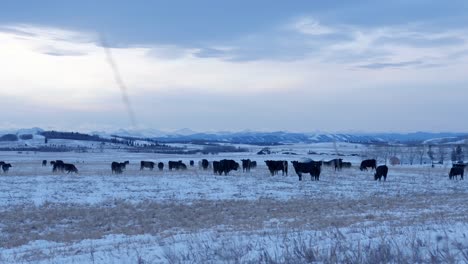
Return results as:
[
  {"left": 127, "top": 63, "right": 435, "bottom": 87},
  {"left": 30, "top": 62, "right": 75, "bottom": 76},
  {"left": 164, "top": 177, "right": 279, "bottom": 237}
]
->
[
  {"left": 415, "top": 145, "right": 426, "bottom": 165},
  {"left": 436, "top": 145, "right": 446, "bottom": 164},
  {"left": 427, "top": 145, "right": 435, "bottom": 166},
  {"left": 455, "top": 145, "right": 464, "bottom": 163},
  {"left": 405, "top": 146, "right": 417, "bottom": 165},
  {"left": 451, "top": 147, "right": 457, "bottom": 163}
]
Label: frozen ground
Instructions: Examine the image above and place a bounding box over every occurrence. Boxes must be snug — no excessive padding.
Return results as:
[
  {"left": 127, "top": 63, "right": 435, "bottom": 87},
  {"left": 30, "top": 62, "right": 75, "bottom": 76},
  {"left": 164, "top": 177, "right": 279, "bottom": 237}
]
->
[{"left": 0, "top": 146, "right": 467, "bottom": 263}]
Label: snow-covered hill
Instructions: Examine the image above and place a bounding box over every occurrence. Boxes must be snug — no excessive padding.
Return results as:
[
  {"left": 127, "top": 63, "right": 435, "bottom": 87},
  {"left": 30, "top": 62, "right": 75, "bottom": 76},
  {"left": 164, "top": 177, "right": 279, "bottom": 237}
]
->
[{"left": 0, "top": 127, "right": 467, "bottom": 145}]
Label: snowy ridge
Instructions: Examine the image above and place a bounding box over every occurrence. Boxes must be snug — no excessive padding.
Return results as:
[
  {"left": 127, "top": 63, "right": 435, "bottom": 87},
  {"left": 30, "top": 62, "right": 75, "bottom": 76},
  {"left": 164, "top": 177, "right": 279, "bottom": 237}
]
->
[{"left": 0, "top": 127, "right": 467, "bottom": 144}]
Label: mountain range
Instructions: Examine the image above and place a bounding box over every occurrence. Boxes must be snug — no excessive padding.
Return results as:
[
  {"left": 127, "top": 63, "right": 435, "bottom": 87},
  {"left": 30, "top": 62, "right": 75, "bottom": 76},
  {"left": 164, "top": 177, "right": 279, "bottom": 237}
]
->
[{"left": 1, "top": 127, "right": 467, "bottom": 145}]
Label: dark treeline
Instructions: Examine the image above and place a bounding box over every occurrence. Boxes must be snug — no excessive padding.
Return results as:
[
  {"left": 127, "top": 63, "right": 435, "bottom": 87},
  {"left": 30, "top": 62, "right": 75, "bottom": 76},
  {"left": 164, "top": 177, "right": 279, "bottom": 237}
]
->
[{"left": 40, "top": 131, "right": 111, "bottom": 142}]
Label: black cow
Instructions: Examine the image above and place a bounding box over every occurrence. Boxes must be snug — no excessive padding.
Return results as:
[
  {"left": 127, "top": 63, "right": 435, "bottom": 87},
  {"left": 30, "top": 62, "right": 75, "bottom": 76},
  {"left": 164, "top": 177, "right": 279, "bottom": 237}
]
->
[
  {"left": 213, "top": 161, "right": 220, "bottom": 174},
  {"left": 140, "top": 161, "right": 155, "bottom": 170},
  {"left": 449, "top": 166, "right": 464, "bottom": 180},
  {"left": 169, "top": 160, "right": 187, "bottom": 170},
  {"left": 324, "top": 159, "right": 343, "bottom": 171},
  {"left": 360, "top": 159, "right": 377, "bottom": 171},
  {"left": 241, "top": 159, "right": 252, "bottom": 172},
  {"left": 291, "top": 160, "right": 322, "bottom": 181},
  {"left": 341, "top": 162, "right": 352, "bottom": 168},
  {"left": 213, "top": 159, "right": 239, "bottom": 175},
  {"left": 201, "top": 159, "right": 209, "bottom": 170},
  {"left": 111, "top": 161, "right": 128, "bottom": 174},
  {"left": 374, "top": 165, "right": 388, "bottom": 181},
  {"left": 52, "top": 160, "right": 65, "bottom": 172},
  {"left": 158, "top": 162, "right": 164, "bottom": 171},
  {"left": 265, "top": 160, "right": 288, "bottom": 176},
  {"left": 452, "top": 163, "right": 467, "bottom": 169},
  {"left": 250, "top": 161, "right": 257, "bottom": 169},
  {"left": 63, "top": 163, "right": 78, "bottom": 174},
  {"left": 2, "top": 163, "right": 12, "bottom": 173},
  {"left": 189, "top": 160, "right": 194, "bottom": 167},
  {"left": 332, "top": 159, "right": 343, "bottom": 171},
  {"left": 42, "top": 160, "right": 47, "bottom": 166}
]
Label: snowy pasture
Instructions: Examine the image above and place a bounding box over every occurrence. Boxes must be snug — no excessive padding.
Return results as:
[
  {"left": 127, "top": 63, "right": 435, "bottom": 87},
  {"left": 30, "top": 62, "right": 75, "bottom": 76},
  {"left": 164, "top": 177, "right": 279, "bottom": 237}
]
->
[{"left": 0, "top": 144, "right": 467, "bottom": 263}]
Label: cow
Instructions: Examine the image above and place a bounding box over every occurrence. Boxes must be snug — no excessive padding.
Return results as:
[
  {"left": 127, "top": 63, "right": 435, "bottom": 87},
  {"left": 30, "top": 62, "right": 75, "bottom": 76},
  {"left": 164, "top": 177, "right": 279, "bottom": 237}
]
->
[
  {"left": 449, "top": 166, "right": 464, "bottom": 180},
  {"left": 140, "top": 161, "right": 155, "bottom": 170},
  {"left": 264, "top": 160, "right": 288, "bottom": 176},
  {"left": 241, "top": 159, "right": 252, "bottom": 172},
  {"left": 2, "top": 163, "right": 12, "bottom": 173},
  {"left": 374, "top": 165, "right": 388, "bottom": 181},
  {"left": 213, "top": 161, "right": 221, "bottom": 174},
  {"left": 158, "top": 162, "right": 164, "bottom": 171},
  {"left": 360, "top": 159, "right": 377, "bottom": 171},
  {"left": 341, "top": 162, "right": 352, "bottom": 168},
  {"left": 452, "top": 163, "right": 467, "bottom": 169},
  {"left": 291, "top": 160, "right": 322, "bottom": 181},
  {"left": 201, "top": 159, "right": 209, "bottom": 170},
  {"left": 213, "top": 159, "right": 239, "bottom": 175},
  {"left": 42, "top": 160, "right": 47, "bottom": 166},
  {"left": 332, "top": 159, "right": 343, "bottom": 171},
  {"left": 250, "top": 161, "right": 257, "bottom": 169},
  {"left": 0, "top": 161, "right": 5, "bottom": 168},
  {"left": 324, "top": 159, "right": 343, "bottom": 171},
  {"left": 169, "top": 160, "right": 187, "bottom": 170},
  {"left": 52, "top": 160, "right": 65, "bottom": 172},
  {"left": 111, "top": 161, "right": 127, "bottom": 174},
  {"left": 63, "top": 163, "right": 78, "bottom": 174},
  {"left": 189, "top": 160, "right": 195, "bottom": 167}
]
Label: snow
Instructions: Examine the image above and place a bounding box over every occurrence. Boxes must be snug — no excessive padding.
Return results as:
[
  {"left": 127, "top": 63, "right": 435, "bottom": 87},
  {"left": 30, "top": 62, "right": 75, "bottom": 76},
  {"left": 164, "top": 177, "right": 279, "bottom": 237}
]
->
[{"left": 0, "top": 142, "right": 467, "bottom": 263}]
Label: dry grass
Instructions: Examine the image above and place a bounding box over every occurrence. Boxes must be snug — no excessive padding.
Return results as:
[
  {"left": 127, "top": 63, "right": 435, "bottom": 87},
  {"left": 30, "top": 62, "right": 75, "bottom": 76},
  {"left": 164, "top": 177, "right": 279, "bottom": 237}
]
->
[{"left": 1, "top": 191, "right": 467, "bottom": 249}]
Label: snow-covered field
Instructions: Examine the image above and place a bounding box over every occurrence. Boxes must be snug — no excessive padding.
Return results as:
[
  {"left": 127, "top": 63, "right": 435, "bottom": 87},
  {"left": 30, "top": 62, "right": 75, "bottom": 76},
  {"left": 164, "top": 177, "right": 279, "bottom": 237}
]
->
[{"left": 0, "top": 144, "right": 467, "bottom": 263}]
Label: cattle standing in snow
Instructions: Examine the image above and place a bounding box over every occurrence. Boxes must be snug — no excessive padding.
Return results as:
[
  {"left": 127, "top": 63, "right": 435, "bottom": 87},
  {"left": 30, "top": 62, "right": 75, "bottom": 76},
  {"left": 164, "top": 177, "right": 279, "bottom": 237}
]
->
[
  {"left": 201, "top": 159, "right": 210, "bottom": 170},
  {"left": 140, "top": 161, "right": 155, "bottom": 170},
  {"left": 449, "top": 166, "right": 464, "bottom": 180},
  {"left": 264, "top": 160, "right": 288, "bottom": 176},
  {"left": 42, "top": 160, "right": 47, "bottom": 166},
  {"left": 111, "top": 161, "right": 129, "bottom": 174},
  {"left": 63, "top": 163, "right": 78, "bottom": 174},
  {"left": 158, "top": 162, "right": 164, "bottom": 171},
  {"left": 250, "top": 161, "right": 257, "bottom": 169},
  {"left": 213, "top": 159, "right": 239, "bottom": 175},
  {"left": 374, "top": 165, "right": 388, "bottom": 181},
  {"left": 333, "top": 159, "right": 343, "bottom": 171},
  {"left": 360, "top": 159, "right": 377, "bottom": 171},
  {"left": 212, "top": 161, "right": 220, "bottom": 174},
  {"left": 2, "top": 163, "right": 12, "bottom": 173},
  {"left": 189, "top": 160, "right": 194, "bottom": 167},
  {"left": 52, "top": 160, "right": 65, "bottom": 172},
  {"left": 324, "top": 159, "right": 343, "bottom": 171},
  {"left": 241, "top": 159, "right": 252, "bottom": 172},
  {"left": 169, "top": 160, "right": 187, "bottom": 170},
  {"left": 291, "top": 160, "right": 322, "bottom": 181}
]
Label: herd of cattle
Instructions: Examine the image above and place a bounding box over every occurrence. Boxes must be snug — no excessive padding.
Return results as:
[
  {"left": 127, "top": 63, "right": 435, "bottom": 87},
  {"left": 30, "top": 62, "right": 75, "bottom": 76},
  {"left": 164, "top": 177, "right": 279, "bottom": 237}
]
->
[{"left": 1, "top": 158, "right": 465, "bottom": 181}]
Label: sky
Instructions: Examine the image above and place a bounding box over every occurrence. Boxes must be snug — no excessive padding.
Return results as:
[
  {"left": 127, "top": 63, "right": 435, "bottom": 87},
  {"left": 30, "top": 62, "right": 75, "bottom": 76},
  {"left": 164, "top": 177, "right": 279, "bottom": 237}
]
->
[{"left": 1, "top": 0, "right": 468, "bottom": 133}]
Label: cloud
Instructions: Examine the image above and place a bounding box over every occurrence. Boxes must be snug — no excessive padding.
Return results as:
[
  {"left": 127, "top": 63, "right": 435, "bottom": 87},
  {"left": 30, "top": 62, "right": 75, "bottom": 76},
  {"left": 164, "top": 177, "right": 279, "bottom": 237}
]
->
[
  {"left": 289, "top": 17, "right": 335, "bottom": 35},
  {"left": 1, "top": 21, "right": 468, "bottom": 131},
  {"left": 358, "top": 60, "right": 423, "bottom": 69}
]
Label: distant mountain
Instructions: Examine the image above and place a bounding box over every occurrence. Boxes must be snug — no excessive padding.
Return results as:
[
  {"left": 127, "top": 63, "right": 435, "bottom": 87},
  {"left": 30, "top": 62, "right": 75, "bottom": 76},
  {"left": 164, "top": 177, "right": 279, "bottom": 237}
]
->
[{"left": 1, "top": 127, "right": 467, "bottom": 145}]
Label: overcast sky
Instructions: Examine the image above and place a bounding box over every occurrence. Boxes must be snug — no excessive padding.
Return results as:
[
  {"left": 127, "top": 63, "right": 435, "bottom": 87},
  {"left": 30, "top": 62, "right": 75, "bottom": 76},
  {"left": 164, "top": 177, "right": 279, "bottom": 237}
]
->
[{"left": 1, "top": 0, "right": 468, "bottom": 132}]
